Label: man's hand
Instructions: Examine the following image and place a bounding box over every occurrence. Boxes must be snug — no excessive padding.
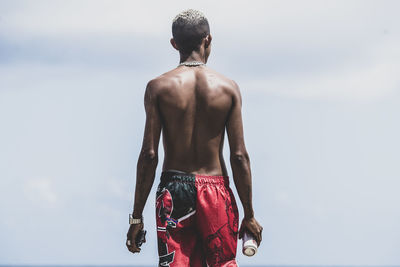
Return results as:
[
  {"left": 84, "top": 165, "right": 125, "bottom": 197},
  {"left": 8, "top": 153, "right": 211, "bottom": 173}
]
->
[
  {"left": 126, "top": 223, "right": 145, "bottom": 254},
  {"left": 239, "top": 217, "right": 263, "bottom": 246}
]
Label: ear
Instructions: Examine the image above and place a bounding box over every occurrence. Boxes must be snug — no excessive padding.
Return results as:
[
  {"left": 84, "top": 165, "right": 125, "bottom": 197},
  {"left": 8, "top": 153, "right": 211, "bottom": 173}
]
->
[
  {"left": 170, "top": 38, "right": 179, "bottom": 51},
  {"left": 205, "top": 34, "right": 212, "bottom": 48}
]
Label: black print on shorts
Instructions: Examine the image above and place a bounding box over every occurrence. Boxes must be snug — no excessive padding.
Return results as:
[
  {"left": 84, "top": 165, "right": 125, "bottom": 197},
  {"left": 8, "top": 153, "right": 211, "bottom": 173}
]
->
[{"left": 158, "top": 239, "right": 175, "bottom": 267}]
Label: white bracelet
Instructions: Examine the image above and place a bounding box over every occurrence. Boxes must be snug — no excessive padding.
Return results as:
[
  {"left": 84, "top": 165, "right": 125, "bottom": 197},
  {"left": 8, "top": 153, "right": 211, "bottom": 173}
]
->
[{"left": 129, "top": 213, "right": 143, "bottom": 224}]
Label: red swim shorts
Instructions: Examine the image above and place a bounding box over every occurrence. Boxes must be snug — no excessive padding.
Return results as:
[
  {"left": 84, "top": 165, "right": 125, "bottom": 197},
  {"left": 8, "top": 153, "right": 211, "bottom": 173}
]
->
[{"left": 156, "top": 170, "right": 239, "bottom": 267}]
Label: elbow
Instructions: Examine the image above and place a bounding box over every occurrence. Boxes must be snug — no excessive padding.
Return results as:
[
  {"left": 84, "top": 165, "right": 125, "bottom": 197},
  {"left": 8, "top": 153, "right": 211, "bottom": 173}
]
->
[
  {"left": 230, "top": 151, "right": 250, "bottom": 165},
  {"left": 140, "top": 150, "right": 158, "bottom": 164}
]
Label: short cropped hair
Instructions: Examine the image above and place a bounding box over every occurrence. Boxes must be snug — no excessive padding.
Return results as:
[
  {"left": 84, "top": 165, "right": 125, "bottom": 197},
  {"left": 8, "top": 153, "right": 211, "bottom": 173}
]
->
[{"left": 172, "top": 9, "right": 210, "bottom": 54}]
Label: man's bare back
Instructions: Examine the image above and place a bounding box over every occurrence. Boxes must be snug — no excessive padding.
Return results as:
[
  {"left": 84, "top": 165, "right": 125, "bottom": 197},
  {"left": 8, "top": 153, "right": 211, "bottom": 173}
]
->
[{"left": 153, "top": 65, "right": 237, "bottom": 176}]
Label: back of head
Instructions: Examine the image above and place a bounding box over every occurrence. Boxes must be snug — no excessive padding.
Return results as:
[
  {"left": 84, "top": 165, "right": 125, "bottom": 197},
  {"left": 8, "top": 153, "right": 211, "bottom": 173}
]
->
[{"left": 172, "top": 9, "right": 210, "bottom": 55}]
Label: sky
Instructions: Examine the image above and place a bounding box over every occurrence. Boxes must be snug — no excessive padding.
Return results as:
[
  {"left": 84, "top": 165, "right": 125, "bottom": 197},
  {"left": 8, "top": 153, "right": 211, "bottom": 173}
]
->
[{"left": 0, "top": 0, "right": 400, "bottom": 265}]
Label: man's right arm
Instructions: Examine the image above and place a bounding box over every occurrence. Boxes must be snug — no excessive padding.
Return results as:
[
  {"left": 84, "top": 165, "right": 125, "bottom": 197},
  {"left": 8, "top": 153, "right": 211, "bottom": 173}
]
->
[{"left": 226, "top": 80, "right": 263, "bottom": 245}]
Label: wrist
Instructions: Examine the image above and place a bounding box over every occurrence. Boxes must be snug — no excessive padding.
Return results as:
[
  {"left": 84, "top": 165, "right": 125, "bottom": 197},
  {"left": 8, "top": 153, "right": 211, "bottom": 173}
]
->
[
  {"left": 244, "top": 210, "right": 254, "bottom": 220},
  {"left": 132, "top": 210, "right": 142, "bottom": 219}
]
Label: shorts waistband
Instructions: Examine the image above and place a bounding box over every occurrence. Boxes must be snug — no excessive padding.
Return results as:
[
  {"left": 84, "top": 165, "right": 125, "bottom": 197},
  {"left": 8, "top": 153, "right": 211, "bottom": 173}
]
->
[
  {"left": 161, "top": 170, "right": 230, "bottom": 186},
  {"left": 195, "top": 174, "right": 230, "bottom": 186}
]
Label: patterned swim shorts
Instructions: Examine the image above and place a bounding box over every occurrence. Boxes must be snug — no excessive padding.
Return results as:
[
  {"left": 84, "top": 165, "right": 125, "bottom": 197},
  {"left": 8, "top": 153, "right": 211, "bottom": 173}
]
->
[{"left": 156, "top": 170, "right": 239, "bottom": 267}]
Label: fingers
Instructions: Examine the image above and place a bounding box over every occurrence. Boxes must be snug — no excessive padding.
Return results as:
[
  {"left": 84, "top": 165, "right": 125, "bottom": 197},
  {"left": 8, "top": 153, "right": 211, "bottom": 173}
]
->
[
  {"left": 126, "top": 239, "right": 141, "bottom": 253},
  {"left": 255, "top": 230, "right": 262, "bottom": 246},
  {"left": 240, "top": 218, "right": 263, "bottom": 246},
  {"left": 252, "top": 222, "right": 262, "bottom": 246},
  {"left": 126, "top": 236, "right": 140, "bottom": 253},
  {"left": 257, "top": 225, "right": 263, "bottom": 246},
  {"left": 249, "top": 227, "right": 261, "bottom": 246},
  {"left": 126, "top": 223, "right": 144, "bottom": 254}
]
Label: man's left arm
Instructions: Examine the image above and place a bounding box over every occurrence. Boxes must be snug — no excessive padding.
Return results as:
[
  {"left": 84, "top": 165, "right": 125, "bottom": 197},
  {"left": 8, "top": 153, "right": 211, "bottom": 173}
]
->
[{"left": 126, "top": 79, "right": 162, "bottom": 254}]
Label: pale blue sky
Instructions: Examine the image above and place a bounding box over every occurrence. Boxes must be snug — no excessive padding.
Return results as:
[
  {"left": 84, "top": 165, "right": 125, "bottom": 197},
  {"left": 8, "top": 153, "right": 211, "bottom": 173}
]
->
[{"left": 0, "top": 0, "right": 399, "bottom": 265}]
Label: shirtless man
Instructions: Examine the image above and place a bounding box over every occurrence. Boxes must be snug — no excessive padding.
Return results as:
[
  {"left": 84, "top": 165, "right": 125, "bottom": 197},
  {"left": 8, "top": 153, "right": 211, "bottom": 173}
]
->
[{"left": 126, "top": 9, "right": 263, "bottom": 266}]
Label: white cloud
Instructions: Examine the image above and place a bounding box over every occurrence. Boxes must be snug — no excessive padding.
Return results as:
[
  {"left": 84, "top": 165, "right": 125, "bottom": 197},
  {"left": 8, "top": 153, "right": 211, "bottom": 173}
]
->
[
  {"left": 23, "top": 177, "right": 58, "bottom": 205},
  {"left": 1, "top": 0, "right": 398, "bottom": 43},
  {"left": 241, "top": 40, "right": 400, "bottom": 102},
  {"left": 106, "top": 177, "right": 131, "bottom": 201}
]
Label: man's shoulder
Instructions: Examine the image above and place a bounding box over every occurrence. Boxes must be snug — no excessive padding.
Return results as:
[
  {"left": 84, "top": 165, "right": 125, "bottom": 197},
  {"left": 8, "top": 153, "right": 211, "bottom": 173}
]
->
[
  {"left": 204, "top": 66, "right": 236, "bottom": 83},
  {"left": 204, "top": 68, "right": 241, "bottom": 100},
  {"left": 201, "top": 67, "right": 240, "bottom": 95},
  {"left": 145, "top": 73, "right": 175, "bottom": 96},
  {"left": 147, "top": 67, "right": 183, "bottom": 87}
]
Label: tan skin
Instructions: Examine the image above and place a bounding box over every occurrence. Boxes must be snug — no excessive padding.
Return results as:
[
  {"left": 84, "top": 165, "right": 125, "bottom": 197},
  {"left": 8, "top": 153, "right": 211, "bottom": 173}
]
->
[{"left": 126, "top": 34, "right": 263, "bottom": 254}]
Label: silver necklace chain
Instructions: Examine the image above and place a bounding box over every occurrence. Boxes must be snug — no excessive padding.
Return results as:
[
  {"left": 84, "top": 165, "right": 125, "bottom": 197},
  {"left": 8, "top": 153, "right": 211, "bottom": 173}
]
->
[{"left": 178, "top": 61, "right": 206, "bottom": 67}]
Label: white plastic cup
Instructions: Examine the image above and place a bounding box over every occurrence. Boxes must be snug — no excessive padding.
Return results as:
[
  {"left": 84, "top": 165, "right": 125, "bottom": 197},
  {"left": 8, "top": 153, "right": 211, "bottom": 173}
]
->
[{"left": 242, "top": 231, "right": 258, "bottom": 256}]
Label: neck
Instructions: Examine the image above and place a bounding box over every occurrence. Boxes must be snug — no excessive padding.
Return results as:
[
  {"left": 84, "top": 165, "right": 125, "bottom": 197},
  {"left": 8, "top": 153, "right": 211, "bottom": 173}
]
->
[{"left": 179, "top": 49, "right": 207, "bottom": 64}]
